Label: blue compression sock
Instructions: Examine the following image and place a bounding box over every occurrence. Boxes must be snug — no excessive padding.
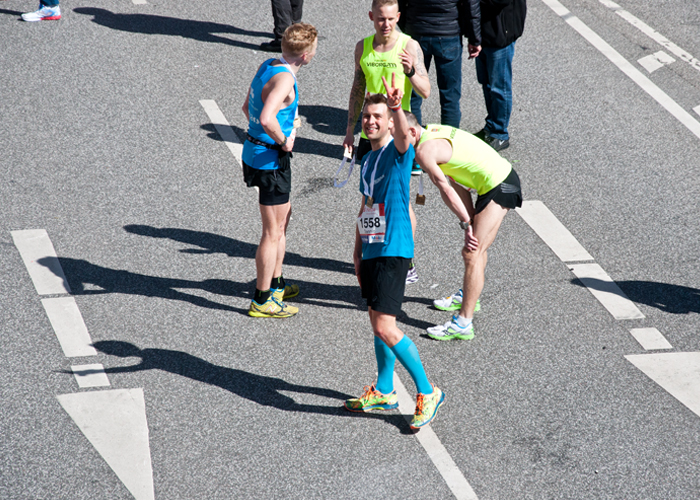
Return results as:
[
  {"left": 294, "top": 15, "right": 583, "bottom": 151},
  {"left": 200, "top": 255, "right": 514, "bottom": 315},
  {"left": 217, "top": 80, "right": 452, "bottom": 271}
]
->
[
  {"left": 390, "top": 335, "right": 433, "bottom": 395},
  {"left": 374, "top": 336, "right": 396, "bottom": 394}
]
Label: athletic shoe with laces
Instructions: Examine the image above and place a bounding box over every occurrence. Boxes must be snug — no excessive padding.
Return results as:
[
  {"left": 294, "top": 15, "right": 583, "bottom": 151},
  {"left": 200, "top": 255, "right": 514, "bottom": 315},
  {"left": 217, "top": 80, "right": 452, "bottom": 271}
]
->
[
  {"left": 272, "top": 283, "right": 299, "bottom": 302},
  {"left": 21, "top": 5, "right": 61, "bottom": 21},
  {"left": 484, "top": 135, "right": 510, "bottom": 152},
  {"left": 248, "top": 296, "right": 298, "bottom": 318},
  {"left": 344, "top": 385, "right": 398, "bottom": 412},
  {"left": 410, "top": 385, "right": 445, "bottom": 429},
  {"left": 405, "top": 264, "right": 418, "bottom": 284},
  {"left": 432, "top": 289, "right": 481, "bottom": 313},
  {"left": 427, "top": 315, "right": 474, "bottom": 341}
]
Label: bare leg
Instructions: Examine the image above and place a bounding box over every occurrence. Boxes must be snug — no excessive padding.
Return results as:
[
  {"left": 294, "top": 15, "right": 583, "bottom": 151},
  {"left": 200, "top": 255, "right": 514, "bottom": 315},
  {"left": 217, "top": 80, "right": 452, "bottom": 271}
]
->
[
  {"left": 256, "top": 201, "right": 291, "bottom": 291},
  {"left": 459, "top": 201, "right": 508, "bottom": 319}
]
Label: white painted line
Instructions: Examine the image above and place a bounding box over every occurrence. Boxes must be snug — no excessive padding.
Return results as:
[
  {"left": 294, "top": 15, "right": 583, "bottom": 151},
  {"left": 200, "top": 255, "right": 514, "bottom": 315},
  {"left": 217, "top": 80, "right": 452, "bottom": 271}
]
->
[
  {"left": 626, "top": 352, "right": 700, "bottom": 419},
  {"left": 516, "top": 201, "right": 594, "bottom": 263},
  {"left": 41, "top": 297, "right": 97, "bottom": 357},
  {"left": 541, "top": 0, "right": 700, "bottom": 142},
  {"left": 132, "top": 0, "right": 147, "bottom": 4},
  {"left": 694, "top": 105, "right": 700, "bottom": 118},
  {"left": 57, "top": 389, "right": 155, "bottom": 500},
  {"left": 599, "top": 0, "right": 700, "bottom": 73},
  {"left": 638, "top": 51, "right": 675, "bottom": 74},
  {"left": 11, "top": 229, "right": 71, "bottom": 295},
  {"left": 393, "top": 373, "right": 478, "bottom": 500},
  {"left": 199, "top": 99, "right": 243, "bottom": 164},
  {"left": 569, "top": 263, "right": 645, "bottom": 320},
  {"left": 71, "top": 364, "right": 111, "bottom": 388},
  {"left": 629, "top": 327, "right": 673, "bottom": 350}
]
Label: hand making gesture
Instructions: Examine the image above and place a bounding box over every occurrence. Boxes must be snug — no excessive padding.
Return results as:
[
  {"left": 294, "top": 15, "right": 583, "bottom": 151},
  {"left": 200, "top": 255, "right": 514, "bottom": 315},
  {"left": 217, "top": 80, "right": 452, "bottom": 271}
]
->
[{"left": 381, "top": 73, "right": 403, "bottom": 110}]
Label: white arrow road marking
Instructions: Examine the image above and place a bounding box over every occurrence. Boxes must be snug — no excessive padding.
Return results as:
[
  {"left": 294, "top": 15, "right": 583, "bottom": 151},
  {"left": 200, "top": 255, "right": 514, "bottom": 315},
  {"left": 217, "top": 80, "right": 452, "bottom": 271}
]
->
[
  {"left": 41, "top": 297, "right": 97, "bottom": 357},
  {"left": 626, "top": 353, "right": 700, "bottom": 418},
  {"left": 11, "top": 229, "right": 71, "bottom": 295},
  {"left": 57, "top": 389, "right": 155, "bottom": 500},
  {"left": 394, "top": 374, "right": 478, "bottom": 500}
]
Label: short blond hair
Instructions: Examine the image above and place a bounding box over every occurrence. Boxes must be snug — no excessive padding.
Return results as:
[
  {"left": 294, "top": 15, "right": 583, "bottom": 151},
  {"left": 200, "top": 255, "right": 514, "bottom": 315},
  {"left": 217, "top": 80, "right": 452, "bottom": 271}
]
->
[
  {"left": 281, "top": 23, "right": 318, "bottom": 57},
  {"left": 371, "top": 0, "right": 398, "bottom": 10}
]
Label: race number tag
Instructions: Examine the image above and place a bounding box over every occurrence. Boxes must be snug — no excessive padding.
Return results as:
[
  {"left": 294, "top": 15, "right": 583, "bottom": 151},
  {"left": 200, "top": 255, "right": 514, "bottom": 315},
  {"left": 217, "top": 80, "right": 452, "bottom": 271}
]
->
[{"left": 358, "top": 203, "right": 386, "bottom": 244}]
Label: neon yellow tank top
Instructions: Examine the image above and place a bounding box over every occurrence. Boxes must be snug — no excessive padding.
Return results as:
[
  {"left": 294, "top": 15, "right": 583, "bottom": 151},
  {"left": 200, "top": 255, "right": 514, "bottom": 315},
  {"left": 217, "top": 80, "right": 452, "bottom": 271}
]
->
[
  {"left": 418, "top": 125, "right": 512, "bottom": 195},
  {"left": 360, "top": 33, "right": 413, "bottom": 139}
]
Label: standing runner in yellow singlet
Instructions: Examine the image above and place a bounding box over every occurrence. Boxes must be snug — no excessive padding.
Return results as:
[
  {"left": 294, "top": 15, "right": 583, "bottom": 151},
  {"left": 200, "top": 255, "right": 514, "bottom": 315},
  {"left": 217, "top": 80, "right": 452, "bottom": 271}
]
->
[
  {"left": 392, "top": 112, "right": 523, "bottom": 340},
  {"left": 342, "top": 0, "right": 431, "bottom": 284}
]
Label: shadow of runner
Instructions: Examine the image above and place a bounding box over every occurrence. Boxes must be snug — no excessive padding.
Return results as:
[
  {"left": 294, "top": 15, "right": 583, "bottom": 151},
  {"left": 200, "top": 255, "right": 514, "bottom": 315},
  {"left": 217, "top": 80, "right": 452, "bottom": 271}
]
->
[
  {"left": 91, "top": 340, "right": 412, "bottom": 432},
  {"left": 571, "top": 279, "right": 700, "bottom": 315},
  {"left": 124, "top": 224, "right": 355, "bottom": 275},
  {"left": 40, "top": 257, "right": 250, "bottom": 314},
  {"left": 73, "top": 8, "right": 269, "bottom": 50}
]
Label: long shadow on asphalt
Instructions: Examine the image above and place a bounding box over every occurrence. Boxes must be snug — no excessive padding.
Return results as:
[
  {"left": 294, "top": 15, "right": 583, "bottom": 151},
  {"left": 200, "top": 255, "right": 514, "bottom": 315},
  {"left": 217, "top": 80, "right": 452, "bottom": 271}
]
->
[
  {"left": 73, "top": 8, "right": 269, "bottom": 50},
  {"left": 41, "top": 257, "right": 363, "bottom": 313},
  {"left": 124, "top": 224, "right": 355, "bottom": 275},
  {"left": 0, "top": 9, "right": 23, "bottom": 16},
  {"left": 91, "top": 340, "right": 414, "bottom": 433},
  {"left": 571, "top": 278, "right": 700, "bottom": 315},
  {"left": 200, "top": 123, "right": 342, "bottom": 160}
]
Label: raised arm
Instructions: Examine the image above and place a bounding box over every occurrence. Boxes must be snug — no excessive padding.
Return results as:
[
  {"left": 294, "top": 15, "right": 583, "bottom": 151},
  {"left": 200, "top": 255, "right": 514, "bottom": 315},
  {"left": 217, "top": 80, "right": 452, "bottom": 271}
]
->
[
  {"left": 344, "top": 41, "right": 367, "bottom": 154},
  {"left": 399, "top": 39, "right": 431, "bottom": 99},
  {"left": 382, "top": 74, "right": 411, "bottom": 155}
]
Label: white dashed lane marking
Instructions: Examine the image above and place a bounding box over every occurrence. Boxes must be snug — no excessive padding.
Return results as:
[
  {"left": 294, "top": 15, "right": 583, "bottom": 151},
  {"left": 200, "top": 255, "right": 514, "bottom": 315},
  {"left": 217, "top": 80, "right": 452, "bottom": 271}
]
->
[
  {"left": 71, "top": 364, "right": 111, "bottom": 388},
  {"left": 41, "top": 297, "right": 98, "bottom": 357},
  {"left": 11, "top": 229, "right": 71, "bottom": 295},
  {"left": 629, "top": 328, "right": 673, "bottom": 351},
  {"left": 200, "top": 99, "right": 244, "bottom": 164},
  {"left": 568, "top": 263, "right": 645, "bottom": 320}
]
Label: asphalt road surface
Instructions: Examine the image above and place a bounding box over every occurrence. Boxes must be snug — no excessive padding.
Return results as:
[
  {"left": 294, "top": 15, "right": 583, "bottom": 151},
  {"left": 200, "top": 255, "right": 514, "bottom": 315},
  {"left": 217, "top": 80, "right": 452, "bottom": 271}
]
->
[{"left": 2, "top": 0, "right": 699, "bottom": 498}]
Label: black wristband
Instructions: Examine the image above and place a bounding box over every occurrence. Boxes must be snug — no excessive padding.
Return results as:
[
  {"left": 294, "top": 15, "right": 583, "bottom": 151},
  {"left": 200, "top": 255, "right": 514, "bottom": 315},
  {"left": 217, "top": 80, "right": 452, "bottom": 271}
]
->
[{"left": 404, "top": 66, "right": 416, "bottom": 78}]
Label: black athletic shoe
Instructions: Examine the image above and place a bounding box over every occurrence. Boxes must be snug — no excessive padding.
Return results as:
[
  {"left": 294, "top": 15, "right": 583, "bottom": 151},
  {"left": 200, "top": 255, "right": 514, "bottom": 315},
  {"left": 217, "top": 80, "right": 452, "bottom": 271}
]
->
[
  {"left": 473, "top": 128, "right": 487, "bottom": 141},
  {"left": 484, "top": 135, "right": 510, "bottom": 152},
  {"left": 259, "top": 39, "right": 282, "bottom": 52}
]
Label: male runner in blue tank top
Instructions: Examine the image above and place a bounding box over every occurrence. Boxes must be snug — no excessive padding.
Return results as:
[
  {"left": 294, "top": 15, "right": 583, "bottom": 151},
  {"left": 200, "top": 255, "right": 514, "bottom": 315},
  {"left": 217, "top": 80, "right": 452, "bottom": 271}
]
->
[
  {"left": 242, "top": 23, "right": 318, "bottom": 318},
  {"left": 345, "top": 75, "right": 444, "bottom": 429}
]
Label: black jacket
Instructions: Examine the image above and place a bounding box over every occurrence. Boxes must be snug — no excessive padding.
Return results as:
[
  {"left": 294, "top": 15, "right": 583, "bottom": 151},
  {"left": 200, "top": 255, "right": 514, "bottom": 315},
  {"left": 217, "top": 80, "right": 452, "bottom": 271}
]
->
[
  {"left": 480, "top": 0, "right": 527, "bottom": 48},
  {"left": 398, "top": 0, "right": 481, "bottom": 46}
]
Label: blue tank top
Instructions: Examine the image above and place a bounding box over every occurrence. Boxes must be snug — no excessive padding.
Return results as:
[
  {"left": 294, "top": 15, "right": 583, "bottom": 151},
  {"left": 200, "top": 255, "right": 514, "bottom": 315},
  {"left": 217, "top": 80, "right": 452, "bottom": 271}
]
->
[{"left": 243, "top": 59, "right": 298, "bottom": 170}]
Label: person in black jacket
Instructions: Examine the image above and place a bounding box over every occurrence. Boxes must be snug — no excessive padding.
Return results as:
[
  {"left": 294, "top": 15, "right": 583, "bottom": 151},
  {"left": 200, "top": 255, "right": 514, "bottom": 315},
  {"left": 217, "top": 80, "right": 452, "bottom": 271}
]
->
[
  {"left": 398, "top": 0, "right": 481, "bottom": 129},
  {"left": 474, "top": 0, "right": 526, "bottom": 151}
]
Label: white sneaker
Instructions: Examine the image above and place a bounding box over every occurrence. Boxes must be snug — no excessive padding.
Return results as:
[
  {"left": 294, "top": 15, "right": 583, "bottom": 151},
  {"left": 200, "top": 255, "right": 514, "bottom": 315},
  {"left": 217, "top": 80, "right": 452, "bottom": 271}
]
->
[
  {"left": 22, "top": 5, "right": 61, "bottom": 21},
  {"left": 427, "top": 316, "right": 474, "bottom": 341},
  {"left": 433, "top": 289, "right": 463, "bottom": 311}
]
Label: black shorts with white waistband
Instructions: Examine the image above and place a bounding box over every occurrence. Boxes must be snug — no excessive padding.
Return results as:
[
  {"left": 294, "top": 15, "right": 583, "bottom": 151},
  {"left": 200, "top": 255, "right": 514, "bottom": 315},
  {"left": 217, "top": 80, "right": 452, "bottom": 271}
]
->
[{"left": 475, "top": 168, "right": 523, "bottom": 214}]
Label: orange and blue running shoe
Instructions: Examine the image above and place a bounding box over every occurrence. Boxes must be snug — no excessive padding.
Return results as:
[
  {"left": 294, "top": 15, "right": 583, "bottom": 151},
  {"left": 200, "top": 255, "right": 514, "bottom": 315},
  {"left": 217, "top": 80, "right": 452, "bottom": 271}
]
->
[
  {"left": 344, "top": 385, "right": 398, "bottom": 412},
  {"left": 410, "top": 385, "right": 445, "bottom": 429}
]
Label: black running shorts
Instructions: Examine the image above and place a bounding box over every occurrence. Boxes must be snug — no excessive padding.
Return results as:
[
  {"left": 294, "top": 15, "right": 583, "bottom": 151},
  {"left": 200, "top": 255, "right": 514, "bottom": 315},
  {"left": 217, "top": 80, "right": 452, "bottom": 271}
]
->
[
  {"left": 360, "top": 256, "right": 410, "bottom": 316},
  {"left": 475, "top": 168, "right": 523, "bottom": 214},
  {"left": 243, "top": 156, "right": 292, "bottom": 206}
]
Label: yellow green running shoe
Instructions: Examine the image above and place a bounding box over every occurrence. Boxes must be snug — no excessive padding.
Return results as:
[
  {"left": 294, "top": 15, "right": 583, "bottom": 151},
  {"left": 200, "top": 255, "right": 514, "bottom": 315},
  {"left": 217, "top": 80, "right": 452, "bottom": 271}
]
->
[
  {"left": 410, "top": 385, "right": 445, "bottom": 429},
  {"left": 272, "top": 283, "right": 299, "bottom": 302},
  {"left": 433, "top": 289, "right": 480, "bottom": 313},
  {"left": 248, "top": 296, "right": 298, "bottom": 318},
  {"left": 344, "top": 385, "right": 398, "bottom": 412}
]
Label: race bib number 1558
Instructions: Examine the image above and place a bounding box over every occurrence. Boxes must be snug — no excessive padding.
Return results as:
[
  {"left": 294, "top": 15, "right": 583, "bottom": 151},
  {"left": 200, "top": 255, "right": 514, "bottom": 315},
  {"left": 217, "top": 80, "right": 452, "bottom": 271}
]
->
[{"left": 358, "top": 203, "right": 386, "bottom": 244}]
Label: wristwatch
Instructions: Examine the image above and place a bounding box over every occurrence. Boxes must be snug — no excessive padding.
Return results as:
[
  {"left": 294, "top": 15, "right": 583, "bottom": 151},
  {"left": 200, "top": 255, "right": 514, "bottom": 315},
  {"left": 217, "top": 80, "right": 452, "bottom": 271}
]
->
[
  {"left": 459, "top": 221, "right": 471, "bottom": 230},
  {"left": 404, "top": 66, "right": 416, "bottom": 78}
]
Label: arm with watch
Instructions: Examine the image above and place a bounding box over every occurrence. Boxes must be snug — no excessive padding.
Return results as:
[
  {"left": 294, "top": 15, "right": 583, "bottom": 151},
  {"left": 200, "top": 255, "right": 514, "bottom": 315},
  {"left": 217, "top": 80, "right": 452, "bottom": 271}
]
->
[
  {"left": 258, "top": 71, "right": 297, "bottom": 153},
  {"left": 399, "top": 39, "right": 431, "bottom": 99}
]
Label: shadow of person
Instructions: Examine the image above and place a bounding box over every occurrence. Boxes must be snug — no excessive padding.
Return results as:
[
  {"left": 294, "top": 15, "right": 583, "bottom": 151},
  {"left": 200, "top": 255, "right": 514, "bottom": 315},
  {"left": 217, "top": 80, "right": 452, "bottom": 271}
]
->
[
  {"left": 614, "top": 280, "right": 700, "bottom": 315},
  {"left": 297, "top": 105, "right": 348, "bottom": 136},
  {"left": 200, "top": 123, "right": 343, "bottom": 160},
  {"left": 73, "top": 8, "right": 269, "bottom": 50},
  {"left": 92, "top": 340, "right": 412, "bottom": 432},
  {"left": 0, "top": 9, "right": 24, "bottom": 16},
  {"left": 40, "top": 256, "right": 250, "bottom": 313},
  {"left": 123, "top": 224, "right": 355, "bottom": 275}
]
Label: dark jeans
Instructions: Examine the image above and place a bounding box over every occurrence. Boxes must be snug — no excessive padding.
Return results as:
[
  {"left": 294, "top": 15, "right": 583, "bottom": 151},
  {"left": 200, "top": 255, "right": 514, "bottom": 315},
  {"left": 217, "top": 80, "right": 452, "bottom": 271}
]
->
[
  {"left": 41, "top": 0, "right": 59, "bottom": 6},
  {"left": 410, "top": 35, "right": 463, "bottom": 128},
  {"left": 475, "top": 42, "right": 516, "bottom": 140},
  {"left": 271, "top": 0, "right": 303, "bottom": 41}
]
